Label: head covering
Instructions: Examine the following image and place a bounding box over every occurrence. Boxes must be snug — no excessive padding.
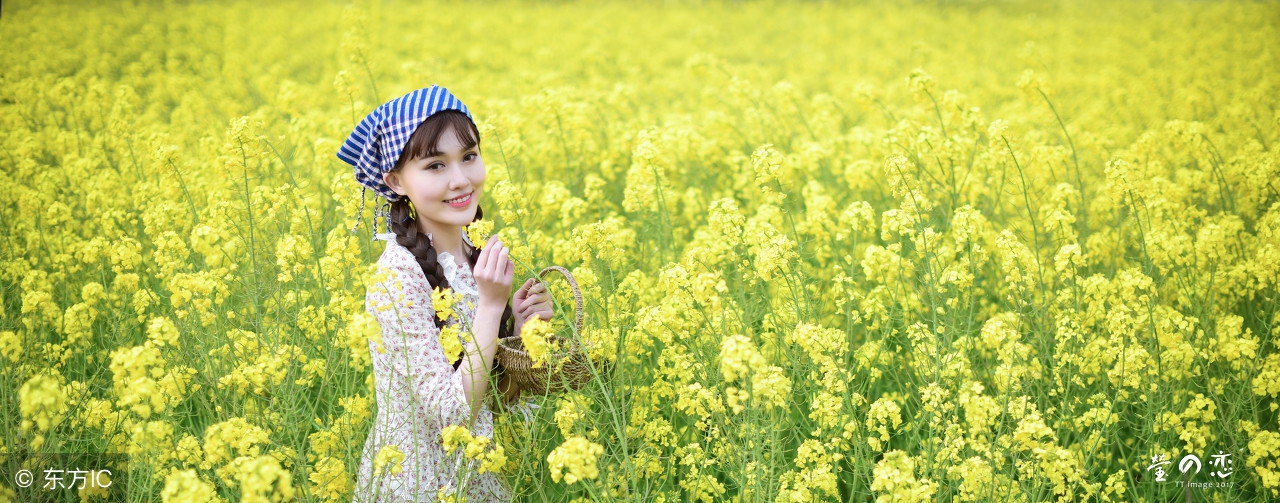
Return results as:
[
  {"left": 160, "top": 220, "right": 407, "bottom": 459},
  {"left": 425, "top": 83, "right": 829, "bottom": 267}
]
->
[{"left": 336, "top": 85, "right": 473, "bottom": 237}]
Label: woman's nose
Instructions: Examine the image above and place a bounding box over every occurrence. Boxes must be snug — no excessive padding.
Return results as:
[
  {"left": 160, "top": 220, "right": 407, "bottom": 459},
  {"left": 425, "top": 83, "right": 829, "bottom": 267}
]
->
[{"left": 447, "top": 164, "right": 470, "bottom": 190}]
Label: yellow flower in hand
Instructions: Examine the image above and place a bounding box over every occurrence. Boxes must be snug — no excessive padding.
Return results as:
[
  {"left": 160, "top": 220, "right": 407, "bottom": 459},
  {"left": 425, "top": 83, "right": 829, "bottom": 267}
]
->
[{"left": 466, "top": 219, "right": 494, "bottom": 250}]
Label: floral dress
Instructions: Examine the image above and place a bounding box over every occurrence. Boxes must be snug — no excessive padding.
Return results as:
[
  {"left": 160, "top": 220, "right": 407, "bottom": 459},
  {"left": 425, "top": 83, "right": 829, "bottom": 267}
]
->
[{"left": 352, "top": 235, "right": 510, "bottom": 503}]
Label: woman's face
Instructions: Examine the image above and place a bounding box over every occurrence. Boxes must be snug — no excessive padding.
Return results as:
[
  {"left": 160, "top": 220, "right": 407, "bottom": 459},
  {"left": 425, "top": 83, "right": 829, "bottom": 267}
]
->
[{"left": 383, "top": 123, "right": 486, "bottom": 236}]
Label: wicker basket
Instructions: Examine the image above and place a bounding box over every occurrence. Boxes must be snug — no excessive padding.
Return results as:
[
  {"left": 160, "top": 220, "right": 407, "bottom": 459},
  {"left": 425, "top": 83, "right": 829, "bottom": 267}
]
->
[{"left": 495, "top": 266, "right": 597, "bottom": 396}]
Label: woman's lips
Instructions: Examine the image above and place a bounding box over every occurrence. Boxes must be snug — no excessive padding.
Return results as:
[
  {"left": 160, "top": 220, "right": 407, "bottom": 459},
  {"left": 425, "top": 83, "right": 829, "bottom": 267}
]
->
[{"left": 445, "top": 192, "right": 473, "bottom": 208}]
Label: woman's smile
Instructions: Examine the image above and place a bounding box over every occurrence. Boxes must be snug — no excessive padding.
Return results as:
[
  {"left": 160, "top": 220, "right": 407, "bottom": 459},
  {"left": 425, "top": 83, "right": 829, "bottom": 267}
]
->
[{"left": 445, "top": 192, "right": 474, "bottom": 208}]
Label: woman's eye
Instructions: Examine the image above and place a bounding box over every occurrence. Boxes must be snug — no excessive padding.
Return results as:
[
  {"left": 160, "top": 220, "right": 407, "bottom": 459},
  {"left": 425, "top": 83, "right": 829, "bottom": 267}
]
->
[
  {"left": 426, "top": 162, "right": 443, "bottom": 170},
  {"left": 464, "top": 153, "right": 478, "bottom": 161}
]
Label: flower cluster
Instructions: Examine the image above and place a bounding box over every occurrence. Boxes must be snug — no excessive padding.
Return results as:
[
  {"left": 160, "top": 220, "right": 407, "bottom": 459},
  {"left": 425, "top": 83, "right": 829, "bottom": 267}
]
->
[
  {"left": 441, "top": 425, "right": 509, "bottom": 475},
  {"left": 547, "top": 436, "right": 604, "bottom": 485}
]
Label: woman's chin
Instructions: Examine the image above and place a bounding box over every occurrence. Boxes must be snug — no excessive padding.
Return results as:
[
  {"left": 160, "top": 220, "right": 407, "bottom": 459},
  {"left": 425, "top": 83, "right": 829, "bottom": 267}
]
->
[{"left": 444, "top": 210, "right": 477, "bottom": 227}]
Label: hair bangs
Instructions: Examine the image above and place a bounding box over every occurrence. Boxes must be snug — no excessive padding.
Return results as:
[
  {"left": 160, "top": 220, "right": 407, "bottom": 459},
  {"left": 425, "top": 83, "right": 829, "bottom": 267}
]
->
[{"left": 395, "top": 109, "right": 480, "bottom": 169}]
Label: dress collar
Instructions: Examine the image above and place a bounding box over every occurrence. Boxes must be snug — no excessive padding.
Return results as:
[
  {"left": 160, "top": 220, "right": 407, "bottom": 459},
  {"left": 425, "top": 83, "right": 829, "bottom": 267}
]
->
[{"left": 437, "top": 250, "right": 479, "bottom": 298}]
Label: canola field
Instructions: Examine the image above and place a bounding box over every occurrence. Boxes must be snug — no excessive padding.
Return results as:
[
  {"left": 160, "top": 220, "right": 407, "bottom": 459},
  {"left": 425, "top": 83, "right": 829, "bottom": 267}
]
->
[{"left": 3, "top": 0, "right": 1280, "bottom": 501}]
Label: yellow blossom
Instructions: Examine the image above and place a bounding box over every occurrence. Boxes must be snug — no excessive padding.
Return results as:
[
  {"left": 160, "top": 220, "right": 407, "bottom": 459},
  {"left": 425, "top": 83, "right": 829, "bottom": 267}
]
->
[
  {"left": 547, "top": 436, "right": 604, "bottom": 485},
  {"left": 237, "top": 455, "right": 295, "bottom": 503},
  {"left": 432, "top": 286, "right": 464, "bottom": 322},
  {"left": 372, "top": 444, "right": 405, "bottom": 477},
  {"left": 871, "top": 450, "right": 937, "bottom": 503},
  {"left": 20, "top": 374, "right": 66, "bottom": 449},
  {"left": 467, "top": 218, "right": 494, "bottom": 250},
  {"left": 520, "top": 316, "right": 556, "bottom": 369},
  {"left": 161, "top": 469, "right": 218, "bottom": 503}
]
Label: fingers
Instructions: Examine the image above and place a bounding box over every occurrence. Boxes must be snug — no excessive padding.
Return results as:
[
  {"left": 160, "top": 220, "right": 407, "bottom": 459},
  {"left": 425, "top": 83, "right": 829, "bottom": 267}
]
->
[
  {"left": 481, "top": 241, "right": 510, "bottom": 283},
  {"left": 531, "top": 302, "right": 554, "bottom": 320},
  {"left": 534, "top": 298, "right": 551, "bottom": 313},
  {"left": 515, "top": 293, "right": 550, "bottom": 315},
  {"left": 514, "top": 278, "right": 533, "bottom": 302},
  {"left": 517, "top": 307, "right": 550, "bottom": 325},
  {"left": 517, "top": 280, "right": 547, "bottom": 296},
  {"left": 481, "top": 236, "right": 502, "bottom": 275},
  {"left": 478, "top": 238, "right": 503, "bottom": 277},
  {"left": 519, "top": 281, "right": 545, "bottom": 298},
  {"left": 522, "top": 290, "right": 551, "bottom": 308},
  {"left": 476, "top": 235, "right": 494, "bottom": 263}
]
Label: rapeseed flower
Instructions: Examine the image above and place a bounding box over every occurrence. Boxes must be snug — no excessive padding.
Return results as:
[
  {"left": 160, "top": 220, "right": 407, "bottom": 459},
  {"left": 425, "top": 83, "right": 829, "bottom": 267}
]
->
[
  {"left": 161, "top": 469, "right": 218, "bottom": 503},
  {"left": 237, "top": 455, "right": 295, "bottom": 503},
  {"left": 520, "top": 317, "right": 555, "bottom": 369},
  {"left": 432, "top": 285, "right": 464, "bottom": 322},
  {"left": 19, "top": 374, "right": 66, "bottom": 450},
  {"left": 871, "top": 450, "right": 937, "bottom": 503},
  {"left": 547, "top": 436, "right": 604, "bottom": 485},
  {"left": 466, "top": 218, "right": 494, "bottom": 250},
  {"left": 372, "top": 445, "right": 405, "bottom": 477}
]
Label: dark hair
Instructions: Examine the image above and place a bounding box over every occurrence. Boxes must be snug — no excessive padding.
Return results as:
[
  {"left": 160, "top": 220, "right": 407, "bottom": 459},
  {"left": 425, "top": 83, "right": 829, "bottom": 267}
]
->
[{"left": 387, "top": 109, "right": 515, "bottom": 370}]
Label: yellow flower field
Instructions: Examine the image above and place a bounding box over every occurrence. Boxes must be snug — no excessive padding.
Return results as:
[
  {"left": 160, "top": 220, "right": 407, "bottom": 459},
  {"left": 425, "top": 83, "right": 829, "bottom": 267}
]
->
[{"left": 2, "top": 0, "right": 1278, "bottom": 501}]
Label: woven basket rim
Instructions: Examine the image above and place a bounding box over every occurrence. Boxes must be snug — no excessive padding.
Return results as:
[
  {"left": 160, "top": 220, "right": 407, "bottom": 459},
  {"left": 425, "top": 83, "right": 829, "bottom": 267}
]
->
[{"left": 495, "top": 265, "right": 592, "bottom": 395}]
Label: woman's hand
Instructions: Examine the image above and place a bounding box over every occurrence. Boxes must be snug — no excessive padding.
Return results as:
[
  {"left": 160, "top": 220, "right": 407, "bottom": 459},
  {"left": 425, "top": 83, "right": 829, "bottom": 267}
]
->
[
  {"left": 473, "top": 235, "right": 514, "bottom": 309},
  {"left": 459, "top": 235, "right": 514, "bottom": 418},
  {"left": 513, "top": 277, "right": 554, "bottom": 336}
]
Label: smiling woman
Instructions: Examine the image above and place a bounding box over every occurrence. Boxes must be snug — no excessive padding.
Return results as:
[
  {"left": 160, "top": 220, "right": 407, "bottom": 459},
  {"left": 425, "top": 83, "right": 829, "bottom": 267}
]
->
[{"left": 336, "top": 86, "right": 552, "bottom": 503}]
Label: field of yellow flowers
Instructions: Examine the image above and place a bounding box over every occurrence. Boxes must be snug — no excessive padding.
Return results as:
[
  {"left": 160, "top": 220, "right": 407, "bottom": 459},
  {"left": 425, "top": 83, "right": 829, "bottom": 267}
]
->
[{"left": 3, "top": 0, "right": 1279, "bottom": 501}]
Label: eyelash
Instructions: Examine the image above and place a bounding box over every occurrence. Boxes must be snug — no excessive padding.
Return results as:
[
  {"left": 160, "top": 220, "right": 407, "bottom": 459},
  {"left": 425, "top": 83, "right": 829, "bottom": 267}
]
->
[{"left": 425, "top": 152, "right": 478, "bottom": 170}]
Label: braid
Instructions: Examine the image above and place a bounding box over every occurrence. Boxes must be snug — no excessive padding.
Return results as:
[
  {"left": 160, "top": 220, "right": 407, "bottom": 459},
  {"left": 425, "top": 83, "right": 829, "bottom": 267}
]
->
[
  {"left": 389, "top": 200, "right": 515, "bottom": 372},
  {"left": 390, "top": 199, "right": 449, "bottom": 292}
]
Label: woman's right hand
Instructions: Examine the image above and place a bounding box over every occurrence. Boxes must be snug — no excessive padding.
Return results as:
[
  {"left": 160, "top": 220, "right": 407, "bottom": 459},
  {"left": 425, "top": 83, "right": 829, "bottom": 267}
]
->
[{"left": 473, "top": 235, "right": 514, "bottom": 309}]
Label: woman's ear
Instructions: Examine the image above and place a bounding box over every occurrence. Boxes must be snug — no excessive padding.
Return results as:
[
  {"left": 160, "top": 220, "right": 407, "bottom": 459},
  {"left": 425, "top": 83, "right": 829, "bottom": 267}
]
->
[{"left": 383, "top": 171, "right": 405, "bottom": 196}]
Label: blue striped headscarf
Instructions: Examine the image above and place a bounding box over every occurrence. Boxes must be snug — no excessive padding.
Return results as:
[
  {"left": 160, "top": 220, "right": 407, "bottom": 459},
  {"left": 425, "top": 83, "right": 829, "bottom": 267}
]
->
[{"left": 336, "top": 85, "right": 474, "bottom": 202}]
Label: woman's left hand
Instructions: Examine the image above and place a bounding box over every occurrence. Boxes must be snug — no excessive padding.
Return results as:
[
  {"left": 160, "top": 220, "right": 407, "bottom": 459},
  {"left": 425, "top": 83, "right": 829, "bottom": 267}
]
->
[{"left": 513, "top": 277, "right": 554, "bottom": 334}]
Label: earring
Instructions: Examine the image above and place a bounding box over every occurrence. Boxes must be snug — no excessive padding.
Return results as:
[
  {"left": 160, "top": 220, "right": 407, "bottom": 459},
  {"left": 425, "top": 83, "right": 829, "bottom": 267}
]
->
[{"left": 401, "top": 199, "right": 413, "bottom": 224}]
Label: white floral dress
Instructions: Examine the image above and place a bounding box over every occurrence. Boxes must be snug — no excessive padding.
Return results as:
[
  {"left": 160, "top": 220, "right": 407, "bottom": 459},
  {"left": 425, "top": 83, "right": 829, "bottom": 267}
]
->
[{"left": 353, "top": 235, "right": 510, "bottom": 503}]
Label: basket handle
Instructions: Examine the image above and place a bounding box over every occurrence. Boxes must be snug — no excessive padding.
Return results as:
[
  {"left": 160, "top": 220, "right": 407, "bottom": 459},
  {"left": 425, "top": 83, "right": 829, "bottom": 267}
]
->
[{"left": 536, "top": 265, "right": 584, "bottom": 336}]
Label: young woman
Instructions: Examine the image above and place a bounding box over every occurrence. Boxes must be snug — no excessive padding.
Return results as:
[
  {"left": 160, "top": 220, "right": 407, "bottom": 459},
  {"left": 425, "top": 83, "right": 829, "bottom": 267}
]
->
[{"left": 337, "top": 86, "right": 552, "bottom": 502}]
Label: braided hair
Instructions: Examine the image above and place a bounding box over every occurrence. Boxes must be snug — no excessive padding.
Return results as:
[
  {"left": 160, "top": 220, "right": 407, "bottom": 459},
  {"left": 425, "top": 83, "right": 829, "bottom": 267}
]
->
[{"left": 387, "top": 110, "right": 516, "bottom": 370}]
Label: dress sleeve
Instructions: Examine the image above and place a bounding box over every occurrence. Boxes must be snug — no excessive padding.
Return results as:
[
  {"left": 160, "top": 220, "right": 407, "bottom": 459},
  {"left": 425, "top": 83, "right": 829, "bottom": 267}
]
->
[{"left": 365, "top": 245, "right": 489, "bottom": 434}]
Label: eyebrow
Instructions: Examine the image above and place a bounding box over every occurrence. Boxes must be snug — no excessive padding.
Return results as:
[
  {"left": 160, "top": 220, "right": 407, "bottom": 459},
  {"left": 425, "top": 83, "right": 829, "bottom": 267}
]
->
[{"left": 422, "top": 142, "right": 480, "bottom": 159}]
